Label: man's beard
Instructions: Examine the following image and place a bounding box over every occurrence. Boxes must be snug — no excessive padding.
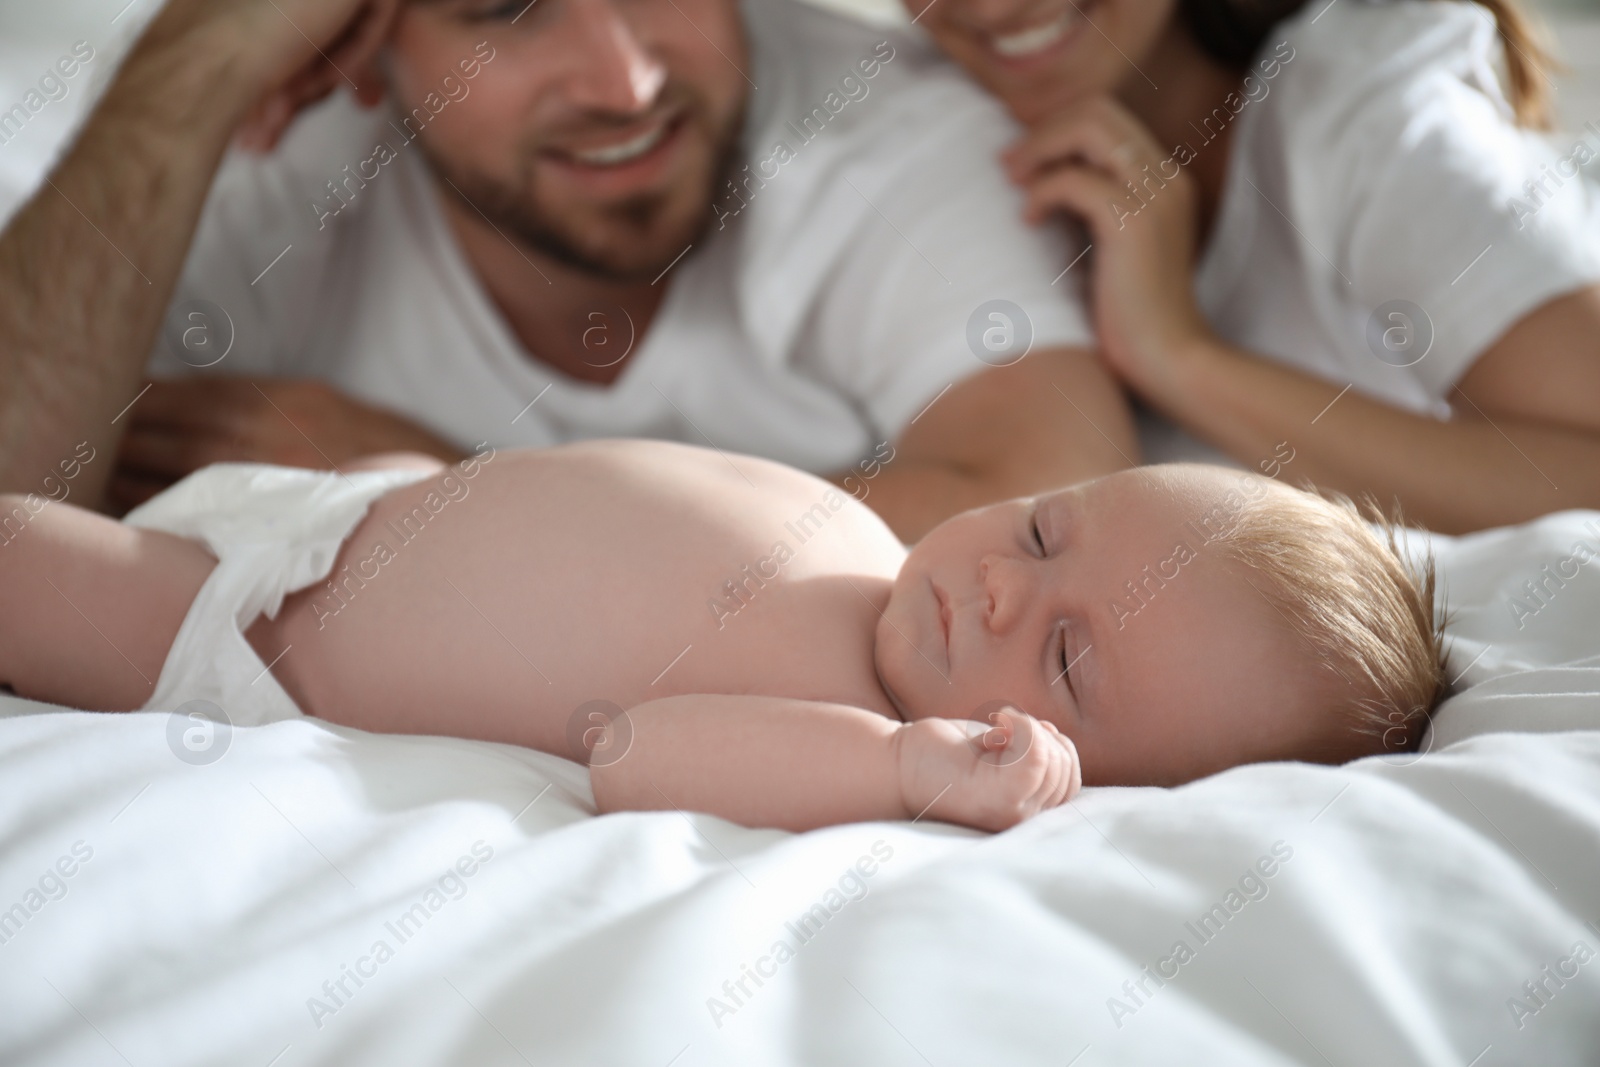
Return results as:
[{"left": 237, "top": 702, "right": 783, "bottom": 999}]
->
[{"left": 422, "top": 102, "right": 746, "bottom": 284}]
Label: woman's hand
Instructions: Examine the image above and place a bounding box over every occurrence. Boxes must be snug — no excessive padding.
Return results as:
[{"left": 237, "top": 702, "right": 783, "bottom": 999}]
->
[
  {"left": 895, "top": 708, "right": 1080, "bottom": 832},
  {"left": 1004, "top": 96, "right": 1218, "bottom": 404}
]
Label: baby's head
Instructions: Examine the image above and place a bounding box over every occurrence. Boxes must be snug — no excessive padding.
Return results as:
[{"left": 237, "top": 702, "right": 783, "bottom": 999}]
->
[{"left": 875, "top": 464, "right": 1445, "bottom": 786}]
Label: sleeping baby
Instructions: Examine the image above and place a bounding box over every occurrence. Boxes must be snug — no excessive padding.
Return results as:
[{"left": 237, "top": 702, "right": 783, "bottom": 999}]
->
[{"left": 0, "top": 441, "right": 1445, "bottom": 832}]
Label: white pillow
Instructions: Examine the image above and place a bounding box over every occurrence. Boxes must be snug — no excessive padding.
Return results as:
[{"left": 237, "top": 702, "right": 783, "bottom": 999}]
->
[{"left": 1412, "top": 509, "right": 1600, "bottom": 748}]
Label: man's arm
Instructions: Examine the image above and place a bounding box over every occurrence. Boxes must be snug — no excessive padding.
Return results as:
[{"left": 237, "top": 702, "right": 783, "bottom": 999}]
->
[
  {"left": 106, "top": 378, "right": 469, "bottom": 512},
  {"left": 0, "top": 0, "right": 394, "bottom": 509},
  {"left": 589, "top": 694, "right": 1078, "bottom": 833},
  {"left": 831, "top": 345, "right": 1138, "bottom": 543}
]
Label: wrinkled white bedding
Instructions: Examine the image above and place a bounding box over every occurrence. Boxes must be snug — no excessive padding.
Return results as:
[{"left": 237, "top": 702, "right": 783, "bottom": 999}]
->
[
  {"left": 3, "top": 6, "right": 1600, "bottom": 1060},
  {"left": 2, "top": 511, "right": 1598, "bottom": 1066}
]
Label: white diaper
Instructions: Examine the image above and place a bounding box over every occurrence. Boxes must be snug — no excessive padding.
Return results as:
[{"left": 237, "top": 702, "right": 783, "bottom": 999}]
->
[{"left": 123, "top": 463, "right": 436, "bottom": 726}]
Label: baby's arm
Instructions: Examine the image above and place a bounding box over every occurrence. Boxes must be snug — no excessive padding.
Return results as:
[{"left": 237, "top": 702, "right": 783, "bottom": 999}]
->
[{"left": 589, "top": 695, "right": 1079, "bottom": 833}]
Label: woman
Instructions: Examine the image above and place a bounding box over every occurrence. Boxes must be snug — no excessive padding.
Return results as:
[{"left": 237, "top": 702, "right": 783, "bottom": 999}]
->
[{"left": 906, "top": 0, "right": 1600, "bottom": 532}]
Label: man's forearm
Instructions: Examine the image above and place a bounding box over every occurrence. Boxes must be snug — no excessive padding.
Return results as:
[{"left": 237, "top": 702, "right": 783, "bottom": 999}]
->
[
  {"left": 590, "top": 695, "right": 908, "bottom": 832},
  {"left": 0, "top": 16, "right": 262, "bottom": 507},
  {"left": 834, "top": 347, "right": 1139, "bottom": 543},
  {"left": 826, "top": 461, "right": 998, "bottom": 545},
  {"left": 1157, "top": 340, "right": 1600, "bottom": 533}
]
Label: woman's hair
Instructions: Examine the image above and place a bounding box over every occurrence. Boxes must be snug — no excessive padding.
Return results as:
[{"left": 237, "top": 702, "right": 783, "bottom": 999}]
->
[
  {"left": 1179, "top": 0, "right": 1555, "bottom": 128},
  {"left": 1211, "top": 482, "right": 1449, "bottom": 756}
]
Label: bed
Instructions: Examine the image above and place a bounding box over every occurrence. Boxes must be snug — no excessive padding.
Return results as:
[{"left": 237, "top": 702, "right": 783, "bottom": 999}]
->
[
  {"left": 2, "top": 509, "right": 1598, "bottom": 1066},
  {"left": 4, "top": 4, "right": 1600, "bottom": 1064}
]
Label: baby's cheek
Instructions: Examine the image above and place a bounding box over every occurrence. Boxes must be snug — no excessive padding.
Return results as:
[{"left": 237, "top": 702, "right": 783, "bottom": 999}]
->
[
  {"left": 880, "top": 659, "right": 962, "bottom": 724},
  {"left": 884, "top": 669, "right": 937, "bottom": 723},
  {"left": 934, "top": 681, "right": 1018, "bottom": 730}
]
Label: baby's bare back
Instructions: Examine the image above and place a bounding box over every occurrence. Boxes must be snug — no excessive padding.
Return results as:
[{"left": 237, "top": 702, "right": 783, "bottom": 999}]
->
[{"left": 249, "top": 441, "right": 908, "bottom": 754}]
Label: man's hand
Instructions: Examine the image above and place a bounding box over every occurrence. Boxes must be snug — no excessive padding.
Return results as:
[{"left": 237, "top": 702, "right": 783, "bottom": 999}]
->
[
  {"left": 152, "top": 0, "right": 402, "bottom": 153},
  {"left": 111, "top": 378, "right": 465, "bottom": 511},
  {"left": 895, "top": 709, "right": 1081, "bottom": 832},
  {"left": 0, "top": 0, "right": 404, "bottom": 510}
]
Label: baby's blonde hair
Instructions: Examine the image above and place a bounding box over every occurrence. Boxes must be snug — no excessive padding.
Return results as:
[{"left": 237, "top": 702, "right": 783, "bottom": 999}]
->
[{"left": 1209, "top": 482, "right": 1447, "bottom": 756}]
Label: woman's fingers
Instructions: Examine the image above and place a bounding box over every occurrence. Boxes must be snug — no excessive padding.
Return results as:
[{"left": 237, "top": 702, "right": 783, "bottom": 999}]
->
[
  {"left": 1009, "top": 117, "right": 1133, "bottom": 185},
  {"left": 1006, "top": 96, "right": 1165, "bottom": 186},
  {"left": 1023, "top": 163, "right": 1127, "bottom": 234}
]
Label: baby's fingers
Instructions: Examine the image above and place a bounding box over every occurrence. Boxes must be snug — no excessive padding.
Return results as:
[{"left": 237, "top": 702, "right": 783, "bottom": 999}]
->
[
  {"left": 1051, "top": 731, "right": 1083, "bottom": 804},
  {"left": 1020, "top": 727, "right": 1080, "bottom": 819},
  {"left": 979, "top": 707, "right": 1015, "bottom": 752},
  {"left": 978, "top": 706, "right": 1046, "bottom": 768}
]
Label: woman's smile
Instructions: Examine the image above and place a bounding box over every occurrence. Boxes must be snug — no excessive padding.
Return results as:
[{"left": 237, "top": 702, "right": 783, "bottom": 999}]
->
[{"left": 983, "top": 5, "right": 1090, "bottom": 67}]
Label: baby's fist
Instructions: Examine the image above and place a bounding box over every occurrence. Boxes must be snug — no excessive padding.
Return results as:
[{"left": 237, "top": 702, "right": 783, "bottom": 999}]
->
[{"left": 896, "top": 708, "right": 1081, "bottom": 832}]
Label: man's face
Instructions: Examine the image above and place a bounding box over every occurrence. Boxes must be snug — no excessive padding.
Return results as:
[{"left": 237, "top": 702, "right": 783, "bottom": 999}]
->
[{"left": 386, "top": 0, "right": 749, "bottom": 281}]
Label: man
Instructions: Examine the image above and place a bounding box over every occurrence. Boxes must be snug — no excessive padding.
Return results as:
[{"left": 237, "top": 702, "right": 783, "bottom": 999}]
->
[{"left": 0, "top": 0, "right": 1135, "bottom": 542}]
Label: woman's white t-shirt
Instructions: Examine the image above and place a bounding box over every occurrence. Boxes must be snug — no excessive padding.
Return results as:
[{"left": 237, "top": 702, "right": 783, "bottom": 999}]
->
[{"left": 1145, "top": 0, "right": 1600, "bottom": 462}]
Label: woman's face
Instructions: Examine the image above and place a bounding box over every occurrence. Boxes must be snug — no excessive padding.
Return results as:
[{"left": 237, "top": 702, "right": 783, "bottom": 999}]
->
[{"left": 900, "top": 0, "right": 1176, "bottom": 124}]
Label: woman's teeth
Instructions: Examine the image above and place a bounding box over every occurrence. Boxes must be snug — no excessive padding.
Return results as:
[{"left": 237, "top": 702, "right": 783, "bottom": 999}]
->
[
  {"left": 570, "top": 123, "right": 668, "bottom": 166},
  {"left": 991, "top": 13, "right": 1075, "bottom": 57}
]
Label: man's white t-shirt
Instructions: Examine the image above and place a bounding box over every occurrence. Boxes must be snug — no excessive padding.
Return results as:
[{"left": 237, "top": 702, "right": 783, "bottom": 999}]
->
[
  {"left": 147, "top": 0, "right": 1091, "bottom": 473},
  {"left": 1145, "top": 0, "right": 1600, "bottom": 462}
]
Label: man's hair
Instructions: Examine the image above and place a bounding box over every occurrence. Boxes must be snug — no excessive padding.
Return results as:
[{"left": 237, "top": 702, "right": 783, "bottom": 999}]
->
[{"left": 1211, "top": 482, "right": 1448, "bottom": 756}]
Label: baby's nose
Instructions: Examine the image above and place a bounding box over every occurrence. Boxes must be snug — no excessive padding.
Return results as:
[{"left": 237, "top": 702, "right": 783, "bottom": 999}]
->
[{"left": 980, "top": 555, "right": 1028, "bottom": 632}]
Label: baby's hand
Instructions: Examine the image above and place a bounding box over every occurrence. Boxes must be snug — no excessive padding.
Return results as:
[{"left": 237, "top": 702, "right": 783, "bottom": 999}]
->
[{"left": 895, "top": 708, "right": 1081, "bottom": 832}]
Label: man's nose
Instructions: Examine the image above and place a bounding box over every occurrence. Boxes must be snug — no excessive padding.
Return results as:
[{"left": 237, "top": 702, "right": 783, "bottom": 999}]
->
[
  {"left": 980, "top": 554, "right": 1031, "bottom": 634},
  {"left": 560, "top": 0, "right": 668, "bottom": 114}
]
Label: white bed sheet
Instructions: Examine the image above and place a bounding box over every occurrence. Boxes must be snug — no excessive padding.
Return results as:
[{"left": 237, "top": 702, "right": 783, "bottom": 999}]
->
[
  {"left": 3, "top": 6, "right": 1600, "bottom": 1061},
  {"left": 2, "top": 511, "right": 1599, "bottom": 1066}
]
